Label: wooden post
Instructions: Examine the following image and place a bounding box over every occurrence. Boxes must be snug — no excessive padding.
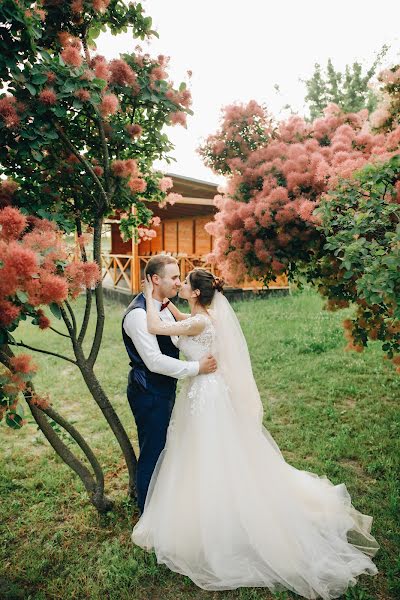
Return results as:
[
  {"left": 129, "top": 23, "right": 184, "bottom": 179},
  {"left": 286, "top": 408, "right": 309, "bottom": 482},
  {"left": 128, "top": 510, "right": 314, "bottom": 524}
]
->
[{"left": 130, "top": 205, "right": 139, "bottom": 294}]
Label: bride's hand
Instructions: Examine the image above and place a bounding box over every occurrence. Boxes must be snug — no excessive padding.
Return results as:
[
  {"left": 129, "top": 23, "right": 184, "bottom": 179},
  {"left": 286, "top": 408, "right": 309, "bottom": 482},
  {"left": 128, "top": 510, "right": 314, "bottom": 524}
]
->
[{"left": 142, "top": 274, "right": 154, "bottom": 297}]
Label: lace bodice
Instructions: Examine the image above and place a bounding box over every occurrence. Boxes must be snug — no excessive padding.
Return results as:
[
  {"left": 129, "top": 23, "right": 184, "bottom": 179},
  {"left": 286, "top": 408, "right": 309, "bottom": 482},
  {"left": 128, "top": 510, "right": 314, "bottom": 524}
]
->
[{"left": 177, "top": 314, "right": 216, "bottom": 360}]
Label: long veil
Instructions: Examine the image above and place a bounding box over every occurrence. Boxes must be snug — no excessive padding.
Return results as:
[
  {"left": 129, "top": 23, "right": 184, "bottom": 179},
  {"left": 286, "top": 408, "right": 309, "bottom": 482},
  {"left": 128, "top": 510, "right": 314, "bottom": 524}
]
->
[{"left": 209, "top": 291, "right": 283, "bottom": 458}]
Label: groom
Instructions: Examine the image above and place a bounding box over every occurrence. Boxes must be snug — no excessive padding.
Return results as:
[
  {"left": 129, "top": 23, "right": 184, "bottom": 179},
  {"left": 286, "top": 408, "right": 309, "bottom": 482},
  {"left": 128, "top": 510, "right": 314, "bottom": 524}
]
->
[{"left": 122, "top": 254, "right": 217, "bottom": 513}]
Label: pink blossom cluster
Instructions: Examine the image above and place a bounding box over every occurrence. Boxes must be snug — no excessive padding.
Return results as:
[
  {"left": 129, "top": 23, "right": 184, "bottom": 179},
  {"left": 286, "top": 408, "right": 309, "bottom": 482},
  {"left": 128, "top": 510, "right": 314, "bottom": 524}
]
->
[
  {"left": 166, "top": 87, "right": 192, "bottom": 109},
  {"left": 100, "top": 93, "right": 119, "bottom": 116},
  {"left": 126, "top": 123, "right": 143, "bottom": 138},
  {"left": 158, "top": 177, "right": 173, "bottom": 192},
  {"left": 0, "top": 179, "right": 19, "bottom": 209},
  {"left": 0, "top": 95, "right": 24, "bottom": 129},
  {"left": 111, "top": 159, "right": 139, "bottom": 178},
  {"left": 110, "top": 159, "right": 148, "bottom": 195},
  {"left": 159, "top": 192, "right": 182, "bottom": 208},
  {"left": 0, "top": 353, "right": 50, "bottom": 426},
  {"left": 369, "top": 64, "right": 400, "bottom": 133},
  {"left": 39, "top": 88, "right": 57, "bottom": 105},
  {"left": 70, "top": 0, "right": 110, "bottom": 14},
  {"left": 199, "top": 100, "right": 274, "bottom": 174},
  {"left": 169, "top": 111, "right": 187, "bottom": 127},
  {"left": 64, "top": 261, "right": 101, "bottom": 299},
  {"left": 74, "top": 88, "right": 91, "bottom": 102},
  {"left": 0, "top": 207, "right": 100, "bottom": 328},
  {"left": 109, "top": 59, "right": 137, "bottom": 86},
  {"left": 137, "top": 227, "right": 157, "bottom": 243},
  {"left": 128, "top": 177, "right": 147, "bottom": 194},
  {"left": 202, "top": 102, "right": 400, "bottom": 284},
  {"left": 59, "top": 33, "right": 83, "bottom": 68}
]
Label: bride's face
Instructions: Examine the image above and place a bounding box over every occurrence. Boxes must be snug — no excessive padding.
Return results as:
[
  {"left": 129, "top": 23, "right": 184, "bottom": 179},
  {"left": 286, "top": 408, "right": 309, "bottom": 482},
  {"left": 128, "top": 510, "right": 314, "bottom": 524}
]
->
[{"left": 178, "top": 276, "right": 197, "bottom": 301}]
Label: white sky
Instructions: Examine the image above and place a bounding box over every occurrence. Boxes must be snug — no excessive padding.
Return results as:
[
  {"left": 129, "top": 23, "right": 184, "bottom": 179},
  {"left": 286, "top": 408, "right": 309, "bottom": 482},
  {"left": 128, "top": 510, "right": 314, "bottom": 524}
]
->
[{"left": 98, "top": 0, "right": 400, "bottom": 184}]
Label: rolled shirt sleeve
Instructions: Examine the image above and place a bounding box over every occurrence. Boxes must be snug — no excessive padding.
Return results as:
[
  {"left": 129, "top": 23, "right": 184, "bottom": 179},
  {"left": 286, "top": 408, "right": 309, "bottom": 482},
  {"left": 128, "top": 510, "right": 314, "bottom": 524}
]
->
[{"left": 123, "top": 308, "right": 199, "bottom": 379}]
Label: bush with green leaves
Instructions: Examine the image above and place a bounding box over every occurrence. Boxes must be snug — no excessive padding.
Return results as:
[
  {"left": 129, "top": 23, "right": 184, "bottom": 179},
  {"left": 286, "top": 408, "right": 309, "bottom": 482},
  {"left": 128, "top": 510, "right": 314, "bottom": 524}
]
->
[{"left": 308, "top": 155, "right": 400, "bottom": 371}]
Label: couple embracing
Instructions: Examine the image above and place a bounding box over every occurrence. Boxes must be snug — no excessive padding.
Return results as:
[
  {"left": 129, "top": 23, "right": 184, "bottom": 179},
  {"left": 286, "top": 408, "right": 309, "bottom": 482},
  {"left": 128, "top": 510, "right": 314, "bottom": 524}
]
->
[{"left": 122, "top": 254, "right": 379, "bottom": 598}]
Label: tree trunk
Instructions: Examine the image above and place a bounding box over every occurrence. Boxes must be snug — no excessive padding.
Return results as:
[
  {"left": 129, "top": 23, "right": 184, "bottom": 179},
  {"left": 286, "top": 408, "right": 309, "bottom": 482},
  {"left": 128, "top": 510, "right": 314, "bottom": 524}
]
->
[
  {"left": 1, "top": 346, "right": 113, "bottom": 513},
  {"left": 75, "top": 352, "right": 138, "bottom": 500}
]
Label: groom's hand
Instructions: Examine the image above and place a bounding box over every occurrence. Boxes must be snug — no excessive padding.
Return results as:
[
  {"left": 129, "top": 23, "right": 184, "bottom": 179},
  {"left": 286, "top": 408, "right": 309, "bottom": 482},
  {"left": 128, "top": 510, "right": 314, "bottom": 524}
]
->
[{"left": 199, "top": 354, "right": 217, "bottom": 374}]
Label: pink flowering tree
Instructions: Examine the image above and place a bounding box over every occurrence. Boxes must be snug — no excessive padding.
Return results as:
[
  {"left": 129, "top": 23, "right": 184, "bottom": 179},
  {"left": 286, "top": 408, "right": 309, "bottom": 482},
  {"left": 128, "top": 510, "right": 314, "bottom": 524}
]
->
[
  {"left": 0, "top": 206, "right": 114, "bottom": 511},
  {"left": 200, "top": 99, "right": 400, "bottom": 369},
  {"left": 199, "top": 101, "right": 397, "bottom": 284},
  {"left": 0, "top": 1, "right": 192, "bottom": 509}
]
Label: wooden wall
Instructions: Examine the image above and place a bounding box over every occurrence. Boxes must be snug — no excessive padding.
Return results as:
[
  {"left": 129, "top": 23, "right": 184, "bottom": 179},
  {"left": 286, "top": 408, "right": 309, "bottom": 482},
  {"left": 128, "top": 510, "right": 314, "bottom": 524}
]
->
[
  {"left": 111, "top": 224, "right": 131, "bottom": 254},
  {"left": 111, "top": 215, "right": 214, "bottom": 256}
]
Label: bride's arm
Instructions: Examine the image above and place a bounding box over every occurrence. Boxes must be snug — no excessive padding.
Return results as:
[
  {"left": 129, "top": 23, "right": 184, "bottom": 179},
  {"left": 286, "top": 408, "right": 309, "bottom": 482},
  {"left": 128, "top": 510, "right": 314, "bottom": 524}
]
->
[
  {"left": 163, "top": 298, "right": 190, "bottom": 321},
  {"left": 148, "top": 310, "right": 205, "bottom": 337},
  {"left": 144, "top": 276, "right": 205, "bottom": 337}
]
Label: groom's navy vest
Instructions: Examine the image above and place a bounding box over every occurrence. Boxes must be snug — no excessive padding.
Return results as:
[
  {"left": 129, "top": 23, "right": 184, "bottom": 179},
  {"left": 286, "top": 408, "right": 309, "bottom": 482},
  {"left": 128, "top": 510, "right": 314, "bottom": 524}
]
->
[{"left": 122, "top": 293, "right": 179, "bottom": 394}]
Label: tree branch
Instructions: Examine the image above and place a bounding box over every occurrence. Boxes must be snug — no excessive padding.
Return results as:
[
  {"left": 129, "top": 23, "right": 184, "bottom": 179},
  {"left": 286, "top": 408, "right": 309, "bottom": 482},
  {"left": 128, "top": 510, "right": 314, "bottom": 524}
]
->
[
  {"left": 40, "top": 402, "right": 106, "bottom": 490},
  {"left": 52, "top": 120, "right": 108, "bottom": 207},
  {"left": 75, "top": 216, "right": 93, "bottom": 345},
  {"left": 65, "top": 300, "right": 77, "bottom": 335},
  {"left": 87, "top": 218, "right": 105, "bottom": 368},
  {"left": 93, "top": 106, "right": 111, "bottom": 212},
  {"left": 49, "top": 326, "right": 71, "bottom": 339},
  {"left": 75, "top": 217, "right": 88, "bottom": 262},
  {"left": 78, "top": 290, "right": 92, "bottom": 345},
  {"left": 60, "top": 304, "right": 75, "bottom": 338},
  {"left": 8, "top": 340, "right": 77, "bottom": 365}
]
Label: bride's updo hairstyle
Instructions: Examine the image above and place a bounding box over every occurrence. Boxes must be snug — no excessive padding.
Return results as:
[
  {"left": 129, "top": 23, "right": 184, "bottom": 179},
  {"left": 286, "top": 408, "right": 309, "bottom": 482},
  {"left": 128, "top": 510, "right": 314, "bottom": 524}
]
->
[{"left": 188, "top": 268, "right": 225, "bottom": 307}]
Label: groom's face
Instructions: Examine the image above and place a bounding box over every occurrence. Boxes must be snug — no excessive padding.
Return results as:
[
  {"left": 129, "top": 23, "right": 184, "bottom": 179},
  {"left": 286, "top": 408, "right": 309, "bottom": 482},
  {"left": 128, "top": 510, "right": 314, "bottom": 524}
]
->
[{"left": 157, "top": 262, "right": 181, "bottom": 298}]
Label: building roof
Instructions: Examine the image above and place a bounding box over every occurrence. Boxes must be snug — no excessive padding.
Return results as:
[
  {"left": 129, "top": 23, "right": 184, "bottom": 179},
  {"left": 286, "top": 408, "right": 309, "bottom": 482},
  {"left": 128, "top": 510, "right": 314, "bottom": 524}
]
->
[
  {"left": 167, "top": 172, "right": 219, "bottom": 200},
  {"left": 106, "top": 172, "right": 220, "bottom": 222}
]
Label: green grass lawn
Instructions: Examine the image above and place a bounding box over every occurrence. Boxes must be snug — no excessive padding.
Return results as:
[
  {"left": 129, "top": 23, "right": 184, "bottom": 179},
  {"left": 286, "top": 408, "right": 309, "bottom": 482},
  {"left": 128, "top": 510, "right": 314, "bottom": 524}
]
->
[{"left": 1, "top": 287, "right": 399, "bottom": 600}]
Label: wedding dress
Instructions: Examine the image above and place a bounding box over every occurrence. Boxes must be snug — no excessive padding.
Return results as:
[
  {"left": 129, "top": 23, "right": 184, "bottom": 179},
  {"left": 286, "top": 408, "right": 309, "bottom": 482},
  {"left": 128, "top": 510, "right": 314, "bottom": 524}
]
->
[{"left": 131, "top": 293, "right": 379, "bottom": 599}]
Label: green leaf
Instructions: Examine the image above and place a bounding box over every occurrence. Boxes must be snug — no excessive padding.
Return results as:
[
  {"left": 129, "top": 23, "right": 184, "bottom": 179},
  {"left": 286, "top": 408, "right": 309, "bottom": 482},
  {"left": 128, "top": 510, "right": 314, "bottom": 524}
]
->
[
  {"left": 6, "top": 412, "right": 23, "bottom": 429},
  {"left": 31, "top": 149, "right": 43, "bottom": 162},
  {"left": 16, "top": 290, "right": 29, "bottom": 303},
  {"left": 32, "top": 73, "right": 48, "bottom": 85},
  {"left": 52, "top": 105, "right": 66, "bottom": 118},
  {"left": 45, "top": 129, "right": 59, "bottom": 140},
  {"left": 62, "top": 81, "right": 76, "bottom": 94},
  {"left": 25, "top": 82, "right": 36, "bottom": 95},
  {"left": 92, "top": 78, "right": 107, "bottom": 89},
  {"left": 49, "top": 303, "right": 62, "bottom": 320}
]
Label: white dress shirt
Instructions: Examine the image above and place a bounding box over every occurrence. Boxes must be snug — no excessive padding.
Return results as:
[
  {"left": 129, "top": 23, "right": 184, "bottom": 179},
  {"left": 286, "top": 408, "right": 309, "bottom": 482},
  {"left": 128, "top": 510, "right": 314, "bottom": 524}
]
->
[{"left": 123, "top": 298, "right": 200, "bottom": 379}]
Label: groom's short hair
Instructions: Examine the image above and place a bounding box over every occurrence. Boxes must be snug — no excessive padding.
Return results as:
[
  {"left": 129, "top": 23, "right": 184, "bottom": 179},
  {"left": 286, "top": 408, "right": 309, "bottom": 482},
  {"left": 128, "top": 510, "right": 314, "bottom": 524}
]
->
[{"left": 145, "top": 255, "right": 178, "bottom": 279}]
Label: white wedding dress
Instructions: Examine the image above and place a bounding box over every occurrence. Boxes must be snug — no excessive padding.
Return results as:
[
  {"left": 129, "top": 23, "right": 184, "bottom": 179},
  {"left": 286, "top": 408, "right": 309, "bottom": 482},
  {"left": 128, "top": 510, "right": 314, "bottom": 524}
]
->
[{"left": 131, "top": 297, "right": 379, "bottom": 599}]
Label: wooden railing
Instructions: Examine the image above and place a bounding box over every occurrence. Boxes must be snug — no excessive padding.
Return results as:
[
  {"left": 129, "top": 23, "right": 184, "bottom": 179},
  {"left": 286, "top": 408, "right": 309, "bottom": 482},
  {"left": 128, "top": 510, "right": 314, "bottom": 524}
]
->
[
  {"left": 101, "top": 253, "right": 136, "bottom": 291},
  {"left": 101, "top": 253, "right": 288, "bottom": 294}
]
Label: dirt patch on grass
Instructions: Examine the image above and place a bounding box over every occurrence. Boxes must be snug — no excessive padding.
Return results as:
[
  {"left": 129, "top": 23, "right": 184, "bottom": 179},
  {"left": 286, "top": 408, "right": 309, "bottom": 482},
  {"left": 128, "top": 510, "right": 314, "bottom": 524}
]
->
[
  {"left": 340, "top": 397, "right": 357, "bottom": 409},
  {"left": 339, "top": 458, "right": 377, "bottom": 486}
]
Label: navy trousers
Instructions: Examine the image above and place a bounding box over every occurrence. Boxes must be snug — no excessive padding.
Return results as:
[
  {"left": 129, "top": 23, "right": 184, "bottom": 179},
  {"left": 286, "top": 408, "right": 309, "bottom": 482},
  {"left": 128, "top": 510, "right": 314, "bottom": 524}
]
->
[{"left": 127, "top": 372, "right": 175, "bottom": 514}]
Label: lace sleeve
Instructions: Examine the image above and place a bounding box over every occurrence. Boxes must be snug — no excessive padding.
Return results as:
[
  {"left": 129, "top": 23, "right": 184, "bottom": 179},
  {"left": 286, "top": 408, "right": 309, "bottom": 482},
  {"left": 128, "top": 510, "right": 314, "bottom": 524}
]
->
[{"left": 150, "top": 313, "right": 207, "bottom": 337}]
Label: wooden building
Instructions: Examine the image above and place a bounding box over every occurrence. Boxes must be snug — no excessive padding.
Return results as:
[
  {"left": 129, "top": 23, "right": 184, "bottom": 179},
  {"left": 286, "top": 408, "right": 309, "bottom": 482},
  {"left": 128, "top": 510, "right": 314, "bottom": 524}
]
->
[{"left": 101, "top": 173, "right": 288, "bottom": 295}]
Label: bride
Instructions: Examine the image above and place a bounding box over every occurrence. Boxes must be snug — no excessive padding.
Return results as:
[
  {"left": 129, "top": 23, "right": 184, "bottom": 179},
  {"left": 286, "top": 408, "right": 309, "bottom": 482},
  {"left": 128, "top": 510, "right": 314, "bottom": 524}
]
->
[{"left": 131, "top": 268, "right": 379, "bottom": 599}]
